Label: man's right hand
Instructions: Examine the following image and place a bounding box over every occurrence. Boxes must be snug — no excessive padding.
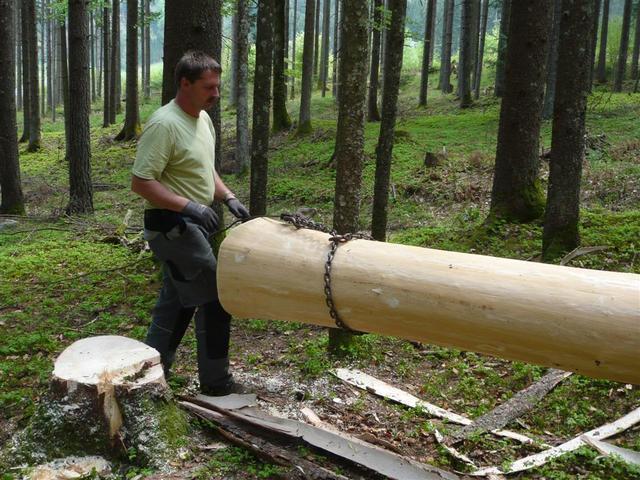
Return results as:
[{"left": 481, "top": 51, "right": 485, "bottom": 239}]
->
[{"left": 182, "top": 201, "right": 219, "bottom": 233}]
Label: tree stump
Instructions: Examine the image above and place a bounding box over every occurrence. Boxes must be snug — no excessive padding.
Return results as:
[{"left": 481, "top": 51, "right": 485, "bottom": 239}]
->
[{"left": 6, "top": 336, "right": 188, "bottom": 468}]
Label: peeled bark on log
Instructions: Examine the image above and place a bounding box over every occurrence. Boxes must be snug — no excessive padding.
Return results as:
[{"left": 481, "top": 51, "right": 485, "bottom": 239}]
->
[
  {"left": 217, "top": 218, "right": 640, "bottom": 384},
  {"left": 7, "top": 336, "right": 187, "bottom": 467}
]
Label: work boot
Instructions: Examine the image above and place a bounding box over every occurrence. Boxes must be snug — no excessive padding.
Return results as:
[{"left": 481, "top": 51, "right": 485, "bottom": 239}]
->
[{"left": 200, "top": 375, "right": 248, "bottom": 396}]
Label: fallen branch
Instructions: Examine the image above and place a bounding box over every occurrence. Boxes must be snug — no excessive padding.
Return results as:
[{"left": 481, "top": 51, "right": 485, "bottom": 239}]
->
[
  {"left": 560, "top": 246, "right": 609, "bottom": 266},
  {"left": 450, "top": 369, "right": 572, "bottom": 443},
  {"left": 182, "top": 397, "right": 459, "bottom": 480},
  {"left": 182, "top": 401, "right": 343, "bottom": 480},
  {"left": 471, "top": 405, "right": 640, "bottom": 475},
  {"left": 333, "top": 368, "right": 543, "bottom": 446}
]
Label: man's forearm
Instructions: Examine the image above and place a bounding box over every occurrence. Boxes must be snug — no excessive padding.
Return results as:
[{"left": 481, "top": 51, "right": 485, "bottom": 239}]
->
[
  {"left": 131, "top": 175, "right": 189, "bottom": 211},
  {"left": 213, "top": 170, "right": 235, "bottom": 202}
]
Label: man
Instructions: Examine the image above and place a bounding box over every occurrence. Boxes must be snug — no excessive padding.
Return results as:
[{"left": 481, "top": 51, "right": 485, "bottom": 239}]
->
[{"left": 132, "top": 51, "right": 250, "bottom": 395}]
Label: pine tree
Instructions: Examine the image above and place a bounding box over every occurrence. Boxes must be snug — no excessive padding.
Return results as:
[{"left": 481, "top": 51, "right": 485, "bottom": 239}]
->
[
  {"left": 297, "top": 0, "right": 315, "bottom": 134},
  {"left": 115, "top": 0, "right": 140, "bottom": 140},
  {"left": 613, "top": 0, "right": 632, "bottom": 92},
  {"left": 272, "top": 0, "right": 292, "bottom": 132},
  {"left": 596, "top": 0, "right": 610, "bottom": 83}
]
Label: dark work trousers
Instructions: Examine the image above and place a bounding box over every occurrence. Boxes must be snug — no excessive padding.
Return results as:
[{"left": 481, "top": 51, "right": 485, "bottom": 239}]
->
[{"left": 143, "top": 214, "right": 232, "bottom": 389}]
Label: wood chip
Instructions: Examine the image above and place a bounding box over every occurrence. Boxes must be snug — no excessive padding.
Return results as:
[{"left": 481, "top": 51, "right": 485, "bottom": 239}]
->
[{"left": 581, "top": 436, "right": 640, "bottom": 467}]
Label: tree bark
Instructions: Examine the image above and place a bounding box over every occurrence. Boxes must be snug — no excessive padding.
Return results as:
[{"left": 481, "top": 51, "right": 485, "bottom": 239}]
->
[
  {"left": 291, "top": 0, "right": 298, "bottom": 99},
  {"left": 48, "top": 2, "right": 55, "bottom": 118},
  {"left": 330, "top": 0, "right": 369, "bottom": 353},
  {"left": 439, "top": 0, "right": 454, "bottom": 94},
  {"left": 19, "top": 1, "right": 30, "bottom": 143},
  {"left": 109, "top": 0, "right": 119, "bottom": 124},
  {"left": 272, "top": 0, "right": 292, "bottom": 132},
  {"left": 332, "top": 0, "right": 339, "bottom": 98},
  {"left": 313, "top": 0, "right": 320, "bottom": 78},
  {"left": 630, "top": 0, "right": 640, "bottom": 81},
  {"left": 371, "top": 0, "right": 406, "bottom": 241},
  {"left": 139, "top": 0, "right": 145, "bottom": 102},
  {"left": 469, "top": 0, "right": 480, "bottom": 93},
  {"left": 102, "top": 1, "right": 110, "bottom": 127},
  {"left": 318, "top": 0, "right": 330, "bottom": 96},
  {"left": 235, "top": 0, "right": 250, "bottom": 174},
  {"left": 61, "top": 21, "right": 71, "bottom": 156},
  {"left": 229, "top": 11, "right": 238, "bottom": 108},
  {"left": 249, "top": 0, "right": 274, "bottom": 216},
  {"left": 115, "top": 0, "right": 140, "bottom": 141},
  {"left": 0, "top": 0, "right": 25, "bottom": 215},
  {"left": 90, "top": 9, "right": 96, "bottom": 103},
  {"left": 587, "top": 0, "right": 601, "bottom": 91},
  {"left": 596, "top": 0, "right": 609, "bottom": 83},
  {"left": 542, "top": 0, "right": 562, "bottom": 120},
  {"left": 418, "top": 0, "right": 435, "bottom": 106},
  {"left": 26, "top": 0, "right": 41, "bottom": 151},
  {"left": 494, "top": 0, "right": 510, "bottom": 97},
  {"left": 473, "top": 0, "right": 489, "bottom": 98},
  {"left": 613, "top": 0, "right": 632, "bottom": 92},
  {"left": 297, "top": 0, "right": 315, "bottom": 134},
  {"left": 144, "top": 0, "right": 150, "bottom": 99},
  {"left": 489, "top": 0, "right": 552, "bottom": 223},
  {"left": 367, "top": 0, "right": 382, "bottom": 120},
  {"left": 543, "top": 0, "right": 594, "bottom": 260},
  {"left": 16, "top": 3, "right": 22, "bottom": 112},
  {"left": 458, "top": 0, "right": 474, "bottom": 107},
  {"left": 40, "top": 0, "right": 46, "bottom": 117},
  {"left": 67, "top": 0, "right": 94, "bottom": 214}
]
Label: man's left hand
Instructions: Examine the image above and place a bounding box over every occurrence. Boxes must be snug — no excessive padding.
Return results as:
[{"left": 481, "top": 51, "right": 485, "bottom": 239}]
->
[{"left": 225, "top": 198, "right": 250, "bottom": 220}]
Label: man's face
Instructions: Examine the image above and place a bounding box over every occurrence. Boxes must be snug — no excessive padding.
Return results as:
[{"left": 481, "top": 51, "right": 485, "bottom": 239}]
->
[{"left": 180, "top": 69, "right": 220, "bottom": 111}]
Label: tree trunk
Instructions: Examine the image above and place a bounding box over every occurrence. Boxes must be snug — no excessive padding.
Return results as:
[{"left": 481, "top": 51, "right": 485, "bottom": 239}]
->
[
  {"left": 0, "top": 0, "right": 25, "bottom": 215},
  {"left": 235, "top": 0, "right": 250, "bottom": 174},
  {"left": 418, "top": 0, "right": 435, "bottom": 106},
  {"left": 613, "top": 0, "right": 632, "bottom": 92},
  {"left": 291, "top": 0, "right": 298, "bottom": 99},
  {"left": 51, "top": 17, "right": 57, "bottom": 122},
  {"left": 332, "top": 0, "right": 339, "bottom": 98},
  {"left": 66, "top": 0, "right": 94, "bottom": 215},
  {"left": 297, "top": 0, "right": 315, "bottom": 134},
  {"left": 48, "top": 2, "right": 55, "bottom": 118},
  {"left": 473, "top": 0, "right": 489, "bottom": 98},
  {"left": 587, "top": 0, "right": 601, "bottom": 91},
  {"left": 249, "top": 0, "right": 274, "bottom": 216},
  {"left": 439, "top": 0, "right": 454, "bottom": 94},
  {"left": 20, "top": 1, "right": 30, "bottom": 143},
  {"left": 61, "top": 21, "right": 71, "bottom": 156},
  {"left": 140, "top": 0, "right": 145, "bottom": 102},
  {"left": 26, "top": 0, "right": 41, "bottom": 152},
  {"left": 318, "top": 0, "right": 330, "bottom": 96},
  {"left": 144, "top": 0, "right": 150, "bottom": 99},
  {"left": 102, "top": 3, "right": 110, "bottom": 127},
  {"left": 40, "top": 0, "right": 46, "bottom": 117},
  {"left": 367, "top": 0, "right": 382, "bottom": 120},
  {"left": 16, "top": 4, "right": 22, "bottom": 112},
  {"left": 371, "top": 0, "right": 406, "bottom": 241},
  {"left": 542, "top": 0, "right": 594, "bottom": 260},
  {"left": 115, "top": 0, "right": 140, "bottom": 141},
  {"left": 429, "top": 0, "right": 437, "bottom": 65},
  {"left": 630, "top": 0, "right": 640, "bottom": 81},
  {"left": 330, "top": 0, "right": 369, "bottom": 353},
  {"left": 542, "top": 0, "right": 562, "bottom": 120},
  {"left": 272, "top": 0, "right": 292, "bottom": 132},
  {"left": 458, "top": 0, "right": 474, "bottom": 107},
  {"left": 596, "top": 0, "right": 609, "bottom": 83},
  {"left": 229, "top": 11, "right": 238, "bottom": 108},
  {"left": 109, "top": 0, "right": 119, "bottom": 123},
  {"left": 90, "top": 9, "right": 96, "bottom": 103},
  {"left": 489, "top": 0, "right": 552, "bottom": 223},
  {"left": 494, "top": 0, "right": 510, "bottom": 97},
  {"left": 469, "top": 0, "right": 480, "bottom": 93},
  {"left": 313, "top": 0, "right": 320, "bottom": 78}
]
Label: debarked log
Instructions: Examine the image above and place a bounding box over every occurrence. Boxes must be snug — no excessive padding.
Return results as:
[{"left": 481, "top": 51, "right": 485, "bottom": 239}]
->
[{"left": 217, "top": 218, "right": 640, "bottom": 384}]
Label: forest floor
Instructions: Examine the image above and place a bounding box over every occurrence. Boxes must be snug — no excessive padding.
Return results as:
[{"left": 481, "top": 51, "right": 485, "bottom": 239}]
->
[{"left": 1, "top": 75, "right": 640, "bottom": 479}]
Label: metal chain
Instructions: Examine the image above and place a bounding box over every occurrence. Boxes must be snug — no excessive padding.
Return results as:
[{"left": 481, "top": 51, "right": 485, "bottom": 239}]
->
[{"left": 280, "top": 213, "right": 372, "bottom": 332}]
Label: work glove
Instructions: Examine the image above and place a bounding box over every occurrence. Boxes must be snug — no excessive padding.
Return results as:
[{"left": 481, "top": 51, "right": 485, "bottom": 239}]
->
[
  {"left": 225, "top": 197, "right": 251, "bottom": 221},
  {"left": 182, "top": 200, "right": 219, "bottom": 233}
]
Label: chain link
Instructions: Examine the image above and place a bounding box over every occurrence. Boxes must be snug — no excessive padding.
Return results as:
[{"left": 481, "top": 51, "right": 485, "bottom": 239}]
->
[{"left": 280, "top": 213, "right": 372, "bottom": 332}]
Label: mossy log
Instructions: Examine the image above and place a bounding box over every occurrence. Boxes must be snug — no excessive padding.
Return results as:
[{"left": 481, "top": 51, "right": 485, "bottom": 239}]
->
[
  {"left": 217, "top": 218, "right": 640, "bottom": 384},
  {"left": 7, "top": 336, "right": 187, "bottom": 467}
]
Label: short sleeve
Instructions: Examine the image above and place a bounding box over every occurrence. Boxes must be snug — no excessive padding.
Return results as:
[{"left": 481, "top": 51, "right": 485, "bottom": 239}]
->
[{"left": 132, "top": 122, "right": 174, "bottom": 181}]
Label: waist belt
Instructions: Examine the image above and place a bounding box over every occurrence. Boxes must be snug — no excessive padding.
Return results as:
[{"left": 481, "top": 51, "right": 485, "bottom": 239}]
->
[{"left": 144, "top": 209, "right": 186, "bottom": 234}]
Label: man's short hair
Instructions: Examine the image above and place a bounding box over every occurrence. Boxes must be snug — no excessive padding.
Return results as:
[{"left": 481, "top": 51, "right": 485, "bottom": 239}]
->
[{"left": 174, "top": 51, "right": 221, "bottom": 88}]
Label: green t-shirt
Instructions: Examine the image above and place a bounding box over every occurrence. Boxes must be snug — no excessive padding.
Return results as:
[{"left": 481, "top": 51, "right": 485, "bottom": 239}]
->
[{"left": 133, "top": 99, "right": 216, "bottom": 209}]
